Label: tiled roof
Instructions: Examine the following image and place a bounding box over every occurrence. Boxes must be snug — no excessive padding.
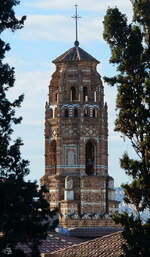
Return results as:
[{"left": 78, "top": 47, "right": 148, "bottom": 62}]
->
[
  {"left": 68, "top": 226, "right": 122, "bottom": 238},
  {"left": 53, "top": 46, "right": 99, "bottom": 64},
  {"left": 40, "top": 232, "right": 86, "bottom": 254},
  {"left": 47, "top": 231, "right": 124, "bottom": 257},
  {"left": 18, "top": 231, "right": 86, "bottom": 254}
]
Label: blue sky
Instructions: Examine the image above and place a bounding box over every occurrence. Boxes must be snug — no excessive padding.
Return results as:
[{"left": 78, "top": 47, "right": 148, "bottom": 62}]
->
[{"left": 4, "top": 0, "right": 134, "bottom": 186}]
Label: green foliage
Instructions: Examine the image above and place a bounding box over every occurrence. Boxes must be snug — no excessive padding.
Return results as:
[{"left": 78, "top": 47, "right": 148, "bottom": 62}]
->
[
  {"left": 113, "top": 213, "right": 150, "bottom": 257},
  {"left": 0, "top": 1, "right": 57, "bottom": 256},
  {"left": 103, "top": 1, "right": 150, "bottom": 256}
]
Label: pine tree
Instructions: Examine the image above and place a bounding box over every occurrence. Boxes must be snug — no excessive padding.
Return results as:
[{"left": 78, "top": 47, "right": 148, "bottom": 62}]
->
[
  {"left": 0, "top": 1, "right": 57, "bottom": 256},
  {"left": 103, "top": 0, "right": 150, "bottom": 256}
]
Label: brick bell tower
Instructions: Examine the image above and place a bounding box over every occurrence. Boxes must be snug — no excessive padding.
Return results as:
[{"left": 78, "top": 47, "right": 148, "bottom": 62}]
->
[{"left": 41, "top": 6, "right": 119, "bottom": 228}]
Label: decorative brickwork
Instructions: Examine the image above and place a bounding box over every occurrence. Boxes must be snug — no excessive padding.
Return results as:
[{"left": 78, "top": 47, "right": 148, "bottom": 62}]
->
[{"left": 40, "top": 44, "right": 119, "bottom": 227}]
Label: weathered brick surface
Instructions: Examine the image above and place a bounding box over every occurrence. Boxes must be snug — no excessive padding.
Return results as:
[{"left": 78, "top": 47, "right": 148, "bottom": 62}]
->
[{"left": 40, "top": 45, "right": 119, "bottom": 227}]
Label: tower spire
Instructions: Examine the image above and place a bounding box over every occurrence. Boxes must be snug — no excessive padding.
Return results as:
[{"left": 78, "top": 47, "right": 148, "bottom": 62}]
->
[{"left": 72, "top": 3, "right": 81, "bottom": 47}]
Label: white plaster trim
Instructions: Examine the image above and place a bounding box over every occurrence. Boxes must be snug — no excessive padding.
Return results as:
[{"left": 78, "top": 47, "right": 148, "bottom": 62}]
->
[
  {"left": 49, "top": 105, "right": 57, "bottom": 109},
  {"left": 81, "top": 189, "right": 101, "bottom": 193},
  {"left": 67, "top": 69, "right": 78, "bottom": 72},
  {"left": 68, "top": 80, "right": 77, "bottom": 83},
  {"left": 57, "top": 165, "right": 85, "bottom": 168},
  {"left": 61, "top": 104, "right": 80, "bottom": 110},
  {"left": 83, "top": 80, "right": 91, "bottom": 83},
  {"left": 45, "top": 166, "right": 52, "bottom": 169},
  {"left": 82, "top": 69, "right": 91, "bottom": 72},
  {"left": 96, "top": 165, "right": 108, "bottom": 169},
  {"left": 81, "top": 202, "right": 102, "bottom": 205},
  {"left": 84, "top": 104, "right": 99, "bottom": 109},
  {"left": 60, "top": 207, "right": 77, "bottom": 210}
]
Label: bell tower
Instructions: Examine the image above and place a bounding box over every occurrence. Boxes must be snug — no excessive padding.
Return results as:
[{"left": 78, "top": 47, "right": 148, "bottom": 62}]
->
[{"left": 41, "top": 7, "right": 119, "bottom": 228}]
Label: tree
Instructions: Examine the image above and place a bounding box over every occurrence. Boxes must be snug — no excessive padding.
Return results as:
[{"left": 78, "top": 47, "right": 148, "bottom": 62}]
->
[
  {"left": 0, "top": 1, "right": 57, "bottom": 256},
  {"left": 103, "top": 0, "right": 150, "bottom": 256}
]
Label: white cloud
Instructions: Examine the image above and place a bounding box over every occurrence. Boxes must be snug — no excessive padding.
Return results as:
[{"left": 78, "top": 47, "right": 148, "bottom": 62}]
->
[
  {"left": 20, "top": 0, "right": 133, "bottom": 44},
  {"left": 5, "top": 57, "right": 25, "bottom": 67},
  {"left": 26, "top": 0, "right": 132, "bottom": 15},
  {"left": 18, "top": 15, "right": 103, "bottom": 43}
]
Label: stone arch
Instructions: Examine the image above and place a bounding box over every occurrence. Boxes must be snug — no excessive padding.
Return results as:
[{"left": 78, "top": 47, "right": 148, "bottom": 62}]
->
[
  {"left": 70, "top": 87, "right": 76, "bottom": 101},
  {"left": 74, "top": 107, "right": 78, "bottom": 118},
  {"left": 49, "top": 108, "right": 53, "bottom": 118},
  {"left": 85, "top": 141, "right": 95, "bottom": 175},
  {"left": 64, "top": 107, "right": 69, "bottom": 118},
  {"left": 84, "top": 107, "right": 90, "bottom": 117},
  {"left": 83, "top": 87, "right": 88, "bottom": 102},
  {"left": 49, "top": 140, "right": 57, "bottom": 174}
]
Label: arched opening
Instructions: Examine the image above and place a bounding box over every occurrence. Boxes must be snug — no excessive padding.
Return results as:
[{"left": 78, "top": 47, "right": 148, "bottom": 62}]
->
[
  {"left": 50, "top": 140, "right": 56, "bottom": 174},
  {"left": 70, "top": 87, "right": 76, "bottom": 101},
  {"left": 55, "top": 93, "right": 58, "bottom": 103},
  {"left": 83, "top": 87, "right": 88, "bottom": 102},
  {"left": 86, "top": 142, "right": 94, "bottom": 175},
  {"left": 74, "top": 108, "right": 78, "bottom": 118},
  {"left": 54, "top": 108, "right": 57, "bottom": 118},
  {"left": 93, "top": 108, "right": 98, "bottom": 118},
  {"left": 49, "top": 108, "right": 53, "bottom": 118},
  {"left": 64, "top": 108, "right": 69, "bottom": 118},
  {"left": 84, "top": 107, "right": 89, "bottom": 117}
]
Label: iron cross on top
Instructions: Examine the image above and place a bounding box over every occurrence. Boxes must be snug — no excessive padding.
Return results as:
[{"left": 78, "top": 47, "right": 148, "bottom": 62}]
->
[{"left": 72, "top": 4, "right": 81, "bottom": 46}]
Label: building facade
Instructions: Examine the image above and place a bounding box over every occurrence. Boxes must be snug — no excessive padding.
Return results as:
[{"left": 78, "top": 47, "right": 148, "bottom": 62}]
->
[{"left": 41, "top": 41, "right": 119, "bottom": 227}]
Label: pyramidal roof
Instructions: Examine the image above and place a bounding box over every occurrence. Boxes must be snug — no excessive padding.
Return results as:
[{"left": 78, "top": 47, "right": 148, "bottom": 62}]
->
[{"left": 53, "top": 42, "right": 99, "bottom": 64}]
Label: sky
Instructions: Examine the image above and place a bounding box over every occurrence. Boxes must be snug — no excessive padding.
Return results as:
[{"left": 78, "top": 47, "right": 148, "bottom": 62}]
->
[{"left": 4, "top": 0, "right": 134, "bottom": 186}]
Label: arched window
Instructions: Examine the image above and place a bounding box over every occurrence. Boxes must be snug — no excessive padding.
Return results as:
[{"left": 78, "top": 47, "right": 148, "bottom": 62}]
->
[
  {"left": 49, "top": 108, "right": 53, "bottom": 118},
  {"left": 83, "top": 87, "right": 88, "bottom": 102},
  {"left": 84, "top": 107, "right": 89, "bottom": 117},
  {"left": 74, "top": 108, "right": 78, "bottom": 118},
  {"left": 93, "top": 108, "right": 98, "bottom": 118},
  {"left": 55, "top": 93, "right": 58, "bottom": 102},
  {"left": 86, "top": 142, "right": 94, "bottom": 175},
  {"left": 64, "top": 108, "right": 69, "bottom": 118},
  {"left": 70, "top": 87, "right": 76, "bottom": 101},
  {"left": 54, "top": 108, "right": 57, "bottom": 118},
  {"left": 50, "top": 140, "right": 56, "bottom": 174}
]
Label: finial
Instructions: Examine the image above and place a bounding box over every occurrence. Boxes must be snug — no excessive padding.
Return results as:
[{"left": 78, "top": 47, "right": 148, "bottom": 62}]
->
[{"left": 72, "top": 4, "right": 81, "bottom": 47}]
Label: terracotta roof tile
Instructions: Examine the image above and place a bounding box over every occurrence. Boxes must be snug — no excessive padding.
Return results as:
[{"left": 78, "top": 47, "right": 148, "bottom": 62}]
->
[
  {"left": 48, "top": 231, "right": 124, "bottom": 257},
  {"left": 69, "top": 227, "right": 122, "bottom": 238},
  {"left": 18, "top": 231, "right": 86, "bottom": 254}
]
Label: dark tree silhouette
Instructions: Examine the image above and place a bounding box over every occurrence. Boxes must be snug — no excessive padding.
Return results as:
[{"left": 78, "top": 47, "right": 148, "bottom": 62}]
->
[
  {"left": 0, "top": 1, "right": 57, "bottom": 256},
  {"left": 103, "top": 0, "right": 150, "bottom": 256}
]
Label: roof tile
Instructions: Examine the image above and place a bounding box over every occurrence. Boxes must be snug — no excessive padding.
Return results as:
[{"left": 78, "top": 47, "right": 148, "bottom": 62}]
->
[
  {"left": 53, "top": 46, "right": 99, "bottom": 64},
  {"left": 48, "top": 231, "right": 124, "bottom": 257}
]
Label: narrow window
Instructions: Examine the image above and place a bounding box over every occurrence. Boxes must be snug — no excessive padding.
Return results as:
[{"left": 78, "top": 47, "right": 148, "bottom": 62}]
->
[
  {"left": 64, "top": 108, "right": 69, "bottom": 117},
  {"left": 49, "top": 108, "right": 53, "bottom": 118},
  {"left": 55, "top": 93, "right": 58, "bottom": 102},
  {"left": 86, "top": 142, "right": 94, "bottom": 175},
  {"left": 93, "top": 108, "right": 98, "bottom": 118},
  {"left": 54, "top": 108, "right": 57, "bottom": 118},
  {"left": 50, "top": 140, "right": 57, "bottom": 174},
  {"left": 84, "top": 108, "right": 89, "bottom": 117},
  {"left": 74, "top": 108, "right": 78, "bottom": 118},
  {"left": 83, "top": 87, "right": 88, "bottom": 102},
  {"left": 70, "top": 87, "right": 76, "bottom": 101}
]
